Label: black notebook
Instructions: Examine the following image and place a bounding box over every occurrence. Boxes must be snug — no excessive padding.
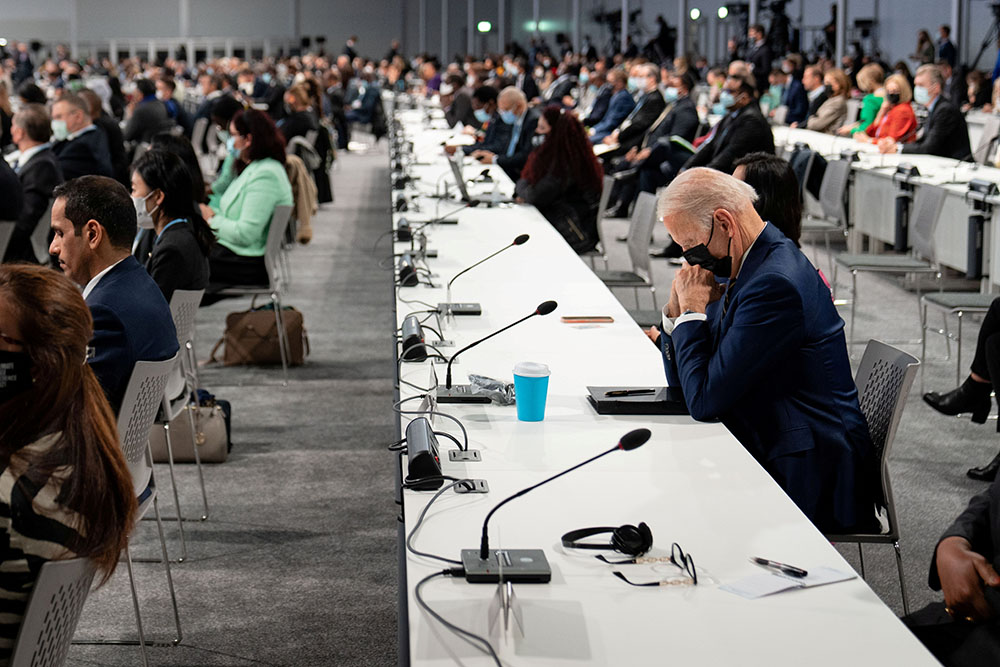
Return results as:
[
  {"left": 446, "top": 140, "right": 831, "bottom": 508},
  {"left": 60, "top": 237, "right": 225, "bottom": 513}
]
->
[{"left": 586, "top": 386, "right": 689, "bottom": 415}]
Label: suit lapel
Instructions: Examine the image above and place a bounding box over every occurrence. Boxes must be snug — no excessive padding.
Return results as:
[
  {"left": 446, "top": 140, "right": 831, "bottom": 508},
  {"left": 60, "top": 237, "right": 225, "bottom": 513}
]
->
[{"left": 712, "top": 223, "right": 780, "bottom": 343}]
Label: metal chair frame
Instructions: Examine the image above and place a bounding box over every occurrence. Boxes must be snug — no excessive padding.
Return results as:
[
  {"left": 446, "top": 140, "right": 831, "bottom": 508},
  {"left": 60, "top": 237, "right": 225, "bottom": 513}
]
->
[
  {"left": 920, "top": 292, "right": 996, "bottom": 393},
  {"left": 584, "top": 175, "right": 615, "bottom": 270},
  {"left": 593, "top": 191, "right": 659, "bottom": 310}
]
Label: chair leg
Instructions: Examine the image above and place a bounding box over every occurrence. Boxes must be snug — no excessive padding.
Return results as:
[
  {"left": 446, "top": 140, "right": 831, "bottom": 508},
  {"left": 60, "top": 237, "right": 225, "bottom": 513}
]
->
[
  {"left": 957, "top": 313, "right": 964, "bottom": 389},
  {"left": 943, "top": 312, "right": 952, "bottom": 361},
  {"left": 857, "top": 543, "right": 866, "bottom": 578},
  {"left": 271, "top": 292, "right": 290, "bottom": 386},
  {"left": 151, "top": 489, "right": 183, "bottom": 645},
  {"left": 893, "top": 540, "right": 909, "bottom": 616},
  {"left": 920, "top": 302, "right": 928, "bottom": 395},
  {"left": 185, "top": 396, "right": 210, "bottom": 521},
  {"left": 832, "top": 263, "right": 839, "bottom": 301},
  {"left": 124, "top": 546, "right": 151, "bottom": 667},
  {"left": 161, "top": 424, "right": 188, "bottom": 562},
  {"left": 850, "top": 271, "right": 858, "bottom": 347}
]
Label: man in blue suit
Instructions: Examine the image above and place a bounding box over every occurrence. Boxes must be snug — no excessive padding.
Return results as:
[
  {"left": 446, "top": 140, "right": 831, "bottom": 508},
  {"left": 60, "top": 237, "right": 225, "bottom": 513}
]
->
[
  {"left": 653, "top": 168, "right": 877, "bottom": 534},
  {"left": 589, "top": 69, "right": 635, "bottom": 144},
  {"left": 48, "top": 176, "right": 178, "bottom": 413},
  {"left": 775, "top": 63, "right": 809, "bottom": 126}
]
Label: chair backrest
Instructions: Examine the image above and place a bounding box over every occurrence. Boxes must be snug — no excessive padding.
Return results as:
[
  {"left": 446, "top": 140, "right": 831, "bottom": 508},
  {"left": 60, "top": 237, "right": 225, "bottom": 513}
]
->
[
  {"left": 30, "top": 200, "right": 54, "bottom": 265},
  {"left": 305, "top": 129, "right": 319, "bottom": 147},
  {"left": 817, "top": 158, "right": 851, "bottom": 224},
  {"left": 772, "top": 105, "right": 789, "bottom": 126},
  {"left": 263, "top": 204, "right": 295, "bottom": 288},
  {"left": 593, "top": 176, "right": 615, "bottom": 256},
  {"left": 168, "top": 289, "right": 204, "bottom": 347},
  {"left": 626, "top": 192, "right": 658, "bottom": 283},
  {"left": 0, "top": 221, "right": 15, "bottom": 260},
  {"left": 9, "top": 558, "right": 96, "bottom": 667},
  {"left": 845, "top": 98, "right": 862, "bottom": 123},
  {"left": 191, "top": 117, "right": 209, "bottom": 156},
  {"left": 909, "top": 184, "right": 948, "bottom": 261},
  {"left": 854, "top": 340, "right": 919, "bottom": 534},
  {"left": 117, "top": 355, "right": 178, "bottom": 496},
  {"left": 973, "top": 114, "right": 1000, "bottom": 165}
]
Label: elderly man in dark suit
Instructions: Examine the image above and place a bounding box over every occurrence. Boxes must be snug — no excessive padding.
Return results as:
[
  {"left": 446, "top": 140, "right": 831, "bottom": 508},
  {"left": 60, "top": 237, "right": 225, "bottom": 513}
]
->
[
  {"left": 904, "top": 474, "right": 1000, "bottom": 665},
  {"left": 4, "top": 103, "right": 63, "bottom": 263},
  {"left": 51, "top": 94, "right": 113, "bottom": 181},
  {"left": 470, "top": 87, "right": 540, "bottom": 181},
  {"left": 878, "top": 64, "right": 971, "bottom": 160},
  {"left": 47, "top": 175, "right": 177, "bottom": 413},
  {"left": 652, "top": 168, "right": 878, "bottom": 534}
]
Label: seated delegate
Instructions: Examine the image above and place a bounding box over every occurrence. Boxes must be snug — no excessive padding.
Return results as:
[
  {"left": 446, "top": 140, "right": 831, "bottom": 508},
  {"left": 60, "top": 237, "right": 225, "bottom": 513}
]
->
[
  {"left": 200, "top": 109, "right": 293, "bottom": 295},
  {"left": 856, "top": 73, "right": 918, "bottom": 145},
  {"left": 131, "top": 149, "right": 212, "bottom": 303},
  {"left": 0, "top": 264, "right": 137, "bottom": 662},
  {"left": 514, "top": 106, "right": 603, "bottom": 254},
  {"left": 878, "top": 64, "right": 971, "bottom": 160},
  {"left": 653, "top": 168, "right": 878, "bottom": 534}
]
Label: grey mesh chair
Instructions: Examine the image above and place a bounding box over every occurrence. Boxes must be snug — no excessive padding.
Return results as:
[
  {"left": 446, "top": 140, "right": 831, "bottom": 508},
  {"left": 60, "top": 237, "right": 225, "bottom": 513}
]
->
[
  {"left": 9, "top": 557, "right": 96, "bottom": 667},
  {"left": 216, "top": 204, "right": 295, "bottom": 383},
  {"left": 921, "top": 292, "right": 997, "bottom": 392},
  {"left": 800, "top": 157, "right": 850, "bottom": 274},
  {"left": 973, "top": 114, "right": 1000, "bottom": 166},
  {"left": 583, "top": 176, "right": 615, "bottom": 270},
  {"left": 826, "top": 339, "right": 919, "bottom": 615},
  {"left": 594, "top": 191, "right": 658, "bottom": 310},
  {"left": 0, "top": 221, "right": 15, "bottom": 260},
  {"left": 76, "top": 356, "right": 182, "bottom": 667},
  {"left": 30, "top": 200, "right": 54, "bottom": 265},
  {"left": 845, "top": 98, "right": 862, "bottom": 124},
  {"left": 833, "top": 183, "right": 947, "bottom": 346}
]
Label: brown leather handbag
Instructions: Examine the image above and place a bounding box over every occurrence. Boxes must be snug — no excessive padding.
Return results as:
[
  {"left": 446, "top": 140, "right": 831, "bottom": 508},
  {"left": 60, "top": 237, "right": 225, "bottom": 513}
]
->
[
  {"left": 149, "top": 404, "right": 229, "bottom": 463},
  {"left": 209, "top": 301, "right": 309, "bottom": 366}
]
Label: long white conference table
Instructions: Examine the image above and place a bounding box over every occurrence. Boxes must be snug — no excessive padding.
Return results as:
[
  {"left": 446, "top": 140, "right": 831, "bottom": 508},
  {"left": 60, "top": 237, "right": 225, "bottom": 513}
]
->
[
  {"left": 773, "top": 125, "right": 1000, "bottom": 287},
  {"left": 389, "top": 98, "right": 939, "bottom": 666}
]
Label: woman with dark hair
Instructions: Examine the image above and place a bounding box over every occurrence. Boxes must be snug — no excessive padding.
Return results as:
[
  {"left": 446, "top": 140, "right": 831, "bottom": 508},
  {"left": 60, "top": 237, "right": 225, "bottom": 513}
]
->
[
  {"left": 199, "top": 109, "right": 293, "bottom": 291},
  {"left": 732, "top": 152, "right": 803, "bottom": 246},
  {"left": 0, "top": 264, "right": 136, "bottom": 658},
  {"left": 279, "top": 83, "right": 334, "bottom": 203},
  {"left": 150, "top": 132, "right": 207, "bottom": 204},
  {"left": 131, "top": 149, "right": 212, "bottom": 302},
  {"left": 514, "top": 106, "right": 603, "bottom": 253}
]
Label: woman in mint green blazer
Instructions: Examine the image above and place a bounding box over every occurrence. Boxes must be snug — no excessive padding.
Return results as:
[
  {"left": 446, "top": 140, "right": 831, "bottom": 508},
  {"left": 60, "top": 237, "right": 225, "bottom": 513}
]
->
[{"left": 200, "top": 109, "right": 293, "bottom": 296}]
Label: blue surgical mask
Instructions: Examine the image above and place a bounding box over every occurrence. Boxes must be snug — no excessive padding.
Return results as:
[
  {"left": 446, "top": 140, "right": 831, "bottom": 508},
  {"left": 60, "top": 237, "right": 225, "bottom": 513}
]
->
[
  {"left": 226, "top": 135, "right": 237, "bottom": 154},
  {"left": 711, "top": 102, "right": 728, "bottom": 115},
  {"left": 473, "top": 108, "right": 490, "bottom": 123},
  {"left": 627, "top": 77, "right": 641, "bottom": 93},
  {"left": 499, "top": 109, "right": 518, "bottom": 125},
  {"left": 769, "top": 83, "right": 784, "bottom": 99},
  {"left": 913, "top": 85, "right": 931, "bottom": 106},
  {"left": 719, "top": 90, "right": 737, "bottom": 110},
  {"left": 663, "top": 86, "right": 680, "bottom": 103},
  {"left": 579, "top": 73, "right": 589, "bottom": 85},
  {"left": 262, "top": 73, "right": 272, "bottom": 84},
  {"left": 51, "top": 119, "right": 69, "bottom": 141}
]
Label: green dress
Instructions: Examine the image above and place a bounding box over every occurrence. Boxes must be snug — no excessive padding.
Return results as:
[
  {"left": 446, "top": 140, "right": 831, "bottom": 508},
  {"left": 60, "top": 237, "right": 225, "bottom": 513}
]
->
[{"left": 851, "top": 94, "right": 884, "bottom": 135}]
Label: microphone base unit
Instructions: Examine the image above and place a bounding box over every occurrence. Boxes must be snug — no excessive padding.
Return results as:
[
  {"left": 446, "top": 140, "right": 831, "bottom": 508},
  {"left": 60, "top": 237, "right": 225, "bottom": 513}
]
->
[
  {"left": 460, "top": 549, "right": 552, "bottom": 583},
  {"left": 448, "top": 449, "right": 482, "bottom": 462},
  {"left": 437, "top": 385, "right": 492, "bottom": 404},
  {"left": 438, "top": 302, "right": 482, "bottom": 316}
]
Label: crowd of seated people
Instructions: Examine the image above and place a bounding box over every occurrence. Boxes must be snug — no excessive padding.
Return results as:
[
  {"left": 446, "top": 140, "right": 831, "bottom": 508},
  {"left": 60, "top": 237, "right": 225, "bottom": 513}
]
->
[{"left": 3, "top": 25, "right": 1000, "bottom": 664}]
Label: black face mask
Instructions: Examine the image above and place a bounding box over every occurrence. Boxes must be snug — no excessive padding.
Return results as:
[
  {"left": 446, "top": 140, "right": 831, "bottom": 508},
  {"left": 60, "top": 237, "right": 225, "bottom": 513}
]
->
[
  {"left": 531, "top": 133, "right": 546, "bottom": 147},
  {"left": 886, "top": 92, "right": 901, "bottom": 105},
  {"left": 682, "top": 217, "right": 733, "bottom": 277},
  {"left": 0, "top": 350, "right": 33, "bottom": 405}
]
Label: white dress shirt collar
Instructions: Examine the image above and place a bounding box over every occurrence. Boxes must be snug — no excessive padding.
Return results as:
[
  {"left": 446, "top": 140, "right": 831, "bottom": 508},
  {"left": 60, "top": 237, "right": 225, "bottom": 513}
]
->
[{"left": 82, "top": 257, "right": 127, "bottom": 300}]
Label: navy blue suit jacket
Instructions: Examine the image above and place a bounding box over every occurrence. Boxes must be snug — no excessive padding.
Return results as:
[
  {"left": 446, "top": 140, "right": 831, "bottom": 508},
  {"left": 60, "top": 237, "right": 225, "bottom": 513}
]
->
[
  {"left": 781, "top": 78, "right": 809, "bottom": 126},
  {"left": 584, "top": 84, "right": 614, "bottom": 127},
  {"left": 590, "top": 90, "right": 636, "bottom": 143},
  {"left": 660, "top": 223, "right": 876, "bottom": 533},
  {"left": 463, "top": 113, "right": 513, "bottom": 156},
  {"left": 85, "top": 256, "right": 179, "bottom": 413}
]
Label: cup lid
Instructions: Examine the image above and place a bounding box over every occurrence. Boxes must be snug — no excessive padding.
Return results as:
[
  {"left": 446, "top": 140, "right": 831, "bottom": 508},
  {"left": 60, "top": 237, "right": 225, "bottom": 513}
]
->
[{"left": 513, "top": 361, "right": 550, "bottom": 377}]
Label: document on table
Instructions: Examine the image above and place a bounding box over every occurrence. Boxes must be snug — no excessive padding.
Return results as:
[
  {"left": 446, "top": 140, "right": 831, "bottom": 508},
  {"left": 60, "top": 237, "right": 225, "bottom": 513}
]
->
[{"left": 720, "top": 566, "right": 856, "bottom": 600}]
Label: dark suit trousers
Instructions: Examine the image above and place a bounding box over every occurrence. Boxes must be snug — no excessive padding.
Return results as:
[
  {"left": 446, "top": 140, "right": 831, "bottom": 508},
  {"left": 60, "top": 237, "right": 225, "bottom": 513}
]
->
[
  {"left": 969, "top": 298, "right": 1000, "bottom": 390},
  {"left": 203, "top": 245, "right": 268, "bottom": 305},
  {"left": 904, "top": 602, "right": 1000, "bottom": 667}
]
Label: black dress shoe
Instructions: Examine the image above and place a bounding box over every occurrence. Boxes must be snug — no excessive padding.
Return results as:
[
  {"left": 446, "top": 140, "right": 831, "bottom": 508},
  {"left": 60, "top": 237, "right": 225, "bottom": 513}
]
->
[
  {"left": 650, "top": 243, "right": 684, "bottom": 259},
  {"left": 923, "top": 379, "right": 992, "bottom": 424},
  {"left": 967, "top": 451, "right": 1000, "bottom": 481}
]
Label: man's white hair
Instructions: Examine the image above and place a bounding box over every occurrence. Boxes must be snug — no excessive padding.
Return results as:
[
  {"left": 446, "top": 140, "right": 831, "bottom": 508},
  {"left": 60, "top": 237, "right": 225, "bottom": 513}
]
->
[
  {"left": 657, "top": 167, "right": 758, "bottom": 232},
  {"left": 498, "top": 86, "right": 527, "bottom": 106}
]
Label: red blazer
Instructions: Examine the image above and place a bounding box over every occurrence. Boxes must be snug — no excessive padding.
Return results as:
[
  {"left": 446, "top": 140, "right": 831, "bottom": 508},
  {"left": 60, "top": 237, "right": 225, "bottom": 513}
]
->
[{"left": 866, "top": 102, "right": 917, "bottom": 143}]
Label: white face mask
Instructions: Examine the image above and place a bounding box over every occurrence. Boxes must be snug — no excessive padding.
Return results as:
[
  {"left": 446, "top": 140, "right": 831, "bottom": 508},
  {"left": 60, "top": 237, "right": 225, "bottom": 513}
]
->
[{"left": 132, "top": 192, "right": 158, "bottom": 230}]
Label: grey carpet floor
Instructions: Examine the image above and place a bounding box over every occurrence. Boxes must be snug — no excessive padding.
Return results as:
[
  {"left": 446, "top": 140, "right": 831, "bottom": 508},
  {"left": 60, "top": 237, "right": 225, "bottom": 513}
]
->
[{"left": 68, "top": 145, "right": 398, "bottom": 666}]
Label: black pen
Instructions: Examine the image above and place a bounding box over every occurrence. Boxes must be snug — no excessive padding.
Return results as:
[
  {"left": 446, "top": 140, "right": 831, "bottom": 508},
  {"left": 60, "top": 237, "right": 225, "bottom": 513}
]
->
[
  {"left": 605, "top": 389, "right": 656, "bottom": 397},
  {"left": 750, "top": 556, "right": 808, "bottom": 578}
]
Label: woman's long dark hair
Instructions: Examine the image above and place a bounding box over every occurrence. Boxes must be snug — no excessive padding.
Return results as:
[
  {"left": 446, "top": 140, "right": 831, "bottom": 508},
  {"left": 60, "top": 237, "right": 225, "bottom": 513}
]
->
[
  {"left": 231, "top": 108, "right": 287, "bottom": 175},
  {"left": 133, "top": 149, "right": 215, "bottom": 256},
  {"left": 520, "top": 106, "right": 602, "bottom": 194},
  {"left": 734, "top": 152, "right": 803, "bottom": 246},
  {"left": 0, "top": 265, "right": 136, "bottom": 584},
  {"left": 150, "top": 132, "right": 207, "bottom": 204}
]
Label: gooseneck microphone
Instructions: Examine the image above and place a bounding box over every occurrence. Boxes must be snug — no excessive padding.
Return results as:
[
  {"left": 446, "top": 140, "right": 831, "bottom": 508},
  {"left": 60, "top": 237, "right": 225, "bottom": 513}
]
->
[
  {"left": 438, "top": 300, "right": 557, "bottom": 403},
  {"left": 461, "top": 429, "right": 652, "bottom": 583},
  {"left": 447, "top": 234, "right": 530, "bottom": 290}
]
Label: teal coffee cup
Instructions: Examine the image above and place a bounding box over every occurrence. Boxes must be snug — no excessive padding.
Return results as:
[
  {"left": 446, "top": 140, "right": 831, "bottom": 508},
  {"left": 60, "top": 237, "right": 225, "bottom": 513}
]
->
[{"left": 513, "top": 362, "right": 550, "bottom": 421}]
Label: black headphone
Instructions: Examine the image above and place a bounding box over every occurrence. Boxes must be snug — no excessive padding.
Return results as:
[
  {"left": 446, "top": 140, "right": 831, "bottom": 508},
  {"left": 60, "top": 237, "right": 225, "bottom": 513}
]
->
[{"left": 561, "top": 523, "right": 653, "bottom": 557}]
